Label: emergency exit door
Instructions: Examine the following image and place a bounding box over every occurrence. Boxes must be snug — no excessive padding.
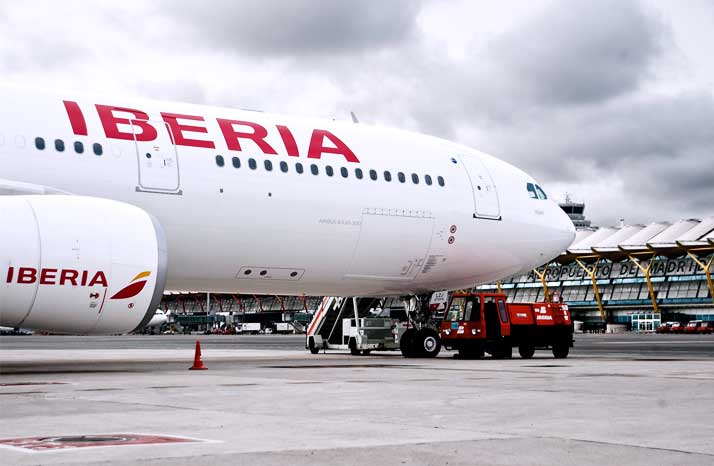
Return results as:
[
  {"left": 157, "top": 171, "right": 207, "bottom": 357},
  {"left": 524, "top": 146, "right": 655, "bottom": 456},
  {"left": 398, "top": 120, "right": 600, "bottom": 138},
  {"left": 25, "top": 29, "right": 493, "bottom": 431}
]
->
[
  {"left": 459, "top": 154, "right": 500, "bottom": 220},
  {"left": 131, "top": 120, "right": 181, "bottom": 194}
]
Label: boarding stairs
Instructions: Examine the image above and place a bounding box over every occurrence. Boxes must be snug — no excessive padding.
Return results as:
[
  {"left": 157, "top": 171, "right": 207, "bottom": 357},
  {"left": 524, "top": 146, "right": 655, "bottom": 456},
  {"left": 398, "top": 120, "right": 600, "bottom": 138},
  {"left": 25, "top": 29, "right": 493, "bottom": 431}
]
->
[{"left": 305, "top": 297, "right": 383, "bottom": 352}]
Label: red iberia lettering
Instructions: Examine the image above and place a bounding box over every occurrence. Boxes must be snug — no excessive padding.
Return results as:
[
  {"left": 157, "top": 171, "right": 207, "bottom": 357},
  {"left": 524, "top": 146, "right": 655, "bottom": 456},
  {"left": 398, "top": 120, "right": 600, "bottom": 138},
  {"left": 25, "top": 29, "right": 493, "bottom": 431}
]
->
[
  {"left": 88, "top": 271, "right": 108, "bottom": 288},
  {"left": 217, "top": 119, "right": 278, "bottom": 154},
  {"left": 161, "top": 112, "right": 215, "bottom": 149},
  {"left": 63, "top": 101, "right": 88, "bottom": 136},
  {"left": 59, "top": 269, "right": 79, "bottom": 286},
  {"left": 276, "top": 125, "right": 300, "bottom": 157},
  {"left": 308, "top": 129, "right": 359, "bottom": 163},
  {"left": 17, "top": 267, "right": 37, "bottom": 284},
  {"left": 9, "top": 267, "right": 108, "bottom": 287},
  {"left": 39, "top": 268, "right": 58, "bottom": 285},
  {"left": 96, "top": 105, "right": 158, "bottom": 142}
]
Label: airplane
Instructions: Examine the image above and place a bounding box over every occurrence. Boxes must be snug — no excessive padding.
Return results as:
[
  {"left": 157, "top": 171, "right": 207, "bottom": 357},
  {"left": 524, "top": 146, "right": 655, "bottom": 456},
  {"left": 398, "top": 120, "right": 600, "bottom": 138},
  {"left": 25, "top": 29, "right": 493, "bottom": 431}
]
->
[
  {"left": 140, "top": 309, "right": 169, "bottom": 334},
  {"left": 0, "top": 83, "right": 575, "bottom": 353}
]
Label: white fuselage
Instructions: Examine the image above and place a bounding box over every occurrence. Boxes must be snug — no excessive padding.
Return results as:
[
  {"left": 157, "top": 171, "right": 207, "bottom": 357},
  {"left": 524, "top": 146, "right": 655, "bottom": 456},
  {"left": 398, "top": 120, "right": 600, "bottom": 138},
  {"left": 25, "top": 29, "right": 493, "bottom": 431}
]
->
[{"left": 0, "top": 85, "right": 575, "bottom": 297}]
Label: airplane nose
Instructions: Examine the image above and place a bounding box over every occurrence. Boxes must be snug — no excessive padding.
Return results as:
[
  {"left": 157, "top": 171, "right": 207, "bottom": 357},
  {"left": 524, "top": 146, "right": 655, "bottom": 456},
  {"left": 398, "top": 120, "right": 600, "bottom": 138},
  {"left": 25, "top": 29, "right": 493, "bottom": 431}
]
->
[{"left": 554, "top": 202, "right": 577, "bottom": 248}]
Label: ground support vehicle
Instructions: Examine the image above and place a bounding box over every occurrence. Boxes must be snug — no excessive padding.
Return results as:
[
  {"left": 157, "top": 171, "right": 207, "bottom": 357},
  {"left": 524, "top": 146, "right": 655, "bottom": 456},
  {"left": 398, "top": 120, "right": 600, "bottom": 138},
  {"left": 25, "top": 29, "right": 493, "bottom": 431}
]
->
[
  {"left": 439, "top": 292, "right": 574, "bottom": 359},
  {"left": 306, "top": 297, "right": 407, "bottom": 355}
]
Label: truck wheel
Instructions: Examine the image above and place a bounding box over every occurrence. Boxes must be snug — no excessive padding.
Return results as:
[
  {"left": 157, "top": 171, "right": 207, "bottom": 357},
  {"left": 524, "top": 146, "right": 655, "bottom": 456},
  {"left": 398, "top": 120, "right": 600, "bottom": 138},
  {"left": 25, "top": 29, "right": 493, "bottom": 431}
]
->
[
  {"left": 361, "top": 350, "right": 372, "bottom": 356},
  {"left": 308, "top": 337, "right": 320, "bottom": 355},
  {"left": 415, "top": 329, "right": 441, "bottom": 358},
  {"left": 519, "top": 344, "right": 535, "bottom": 359},
  {"left": 400, "top": 329, "right": 416, "bottom": 358},
  {"left": 349, "top": 338, "right": 360, "bottom": 356},
  {"left": 552, "top": 342, "right": 569, "bottom": 358}
]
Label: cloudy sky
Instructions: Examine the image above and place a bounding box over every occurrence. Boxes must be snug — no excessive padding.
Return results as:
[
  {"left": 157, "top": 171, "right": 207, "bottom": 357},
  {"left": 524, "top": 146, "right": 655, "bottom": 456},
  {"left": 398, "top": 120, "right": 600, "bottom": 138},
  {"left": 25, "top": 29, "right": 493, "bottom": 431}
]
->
[{"left": 1, "top": 0, "right": 712, "bottom": 226}]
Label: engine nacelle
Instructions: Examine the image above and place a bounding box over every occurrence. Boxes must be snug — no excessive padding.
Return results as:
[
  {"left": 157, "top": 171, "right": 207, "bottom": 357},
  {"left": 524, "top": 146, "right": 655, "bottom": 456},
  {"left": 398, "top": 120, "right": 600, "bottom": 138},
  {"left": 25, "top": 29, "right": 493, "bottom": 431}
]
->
[{"left": 0, "top": 195, "right": 167, "bottom": 334}]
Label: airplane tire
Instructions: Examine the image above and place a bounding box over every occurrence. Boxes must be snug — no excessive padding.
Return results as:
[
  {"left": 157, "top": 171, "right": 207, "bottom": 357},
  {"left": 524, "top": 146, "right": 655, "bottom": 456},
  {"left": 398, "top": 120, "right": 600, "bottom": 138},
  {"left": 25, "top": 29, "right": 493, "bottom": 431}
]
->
[
  {"left": 518, "top": 344, "right": 535, "bottom": 359},
  {"left": 400, "top": 329, "right": 416, "bottom": 358},
  {"left": 415, "top": 329, "right": 441, "bottom": 358}
]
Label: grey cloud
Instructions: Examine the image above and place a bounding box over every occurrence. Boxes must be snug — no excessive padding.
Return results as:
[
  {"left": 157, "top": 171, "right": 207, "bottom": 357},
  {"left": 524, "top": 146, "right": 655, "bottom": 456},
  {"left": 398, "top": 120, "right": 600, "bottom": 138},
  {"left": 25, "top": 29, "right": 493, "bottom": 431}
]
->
[
  {"left": 162, "top": 0, "right": 423, "bottom": 55},
  {"left": 489, "top": 0, "right": 665, "bottom": 105}
]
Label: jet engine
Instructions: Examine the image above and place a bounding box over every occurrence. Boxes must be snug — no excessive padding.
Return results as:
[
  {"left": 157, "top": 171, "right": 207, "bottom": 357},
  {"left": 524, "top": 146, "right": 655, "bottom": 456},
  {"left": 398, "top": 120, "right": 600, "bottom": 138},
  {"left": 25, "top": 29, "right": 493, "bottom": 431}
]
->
[{"left": 0, "top": 195, "right": 167, "bottom": 334}]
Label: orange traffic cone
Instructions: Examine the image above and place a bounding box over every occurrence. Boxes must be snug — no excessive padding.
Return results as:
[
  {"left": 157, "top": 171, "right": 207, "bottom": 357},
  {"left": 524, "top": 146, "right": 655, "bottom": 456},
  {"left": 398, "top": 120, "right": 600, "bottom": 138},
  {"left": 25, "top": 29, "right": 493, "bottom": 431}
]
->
[{"left": 189, "top": 340, "right": 207, "bottom": 370}]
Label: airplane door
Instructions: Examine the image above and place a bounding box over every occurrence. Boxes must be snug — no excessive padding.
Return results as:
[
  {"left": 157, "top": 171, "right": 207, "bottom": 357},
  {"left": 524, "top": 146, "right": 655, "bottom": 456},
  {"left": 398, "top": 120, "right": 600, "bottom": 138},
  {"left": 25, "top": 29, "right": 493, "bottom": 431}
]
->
[
  {"left": 131, "top": 120, "right": 181, "bottom": 194},
  {"left": 346, "top": 210, "right": 434, "bottom": 281},
  {"left": 459, "top": 154, "right": 500, "bottom": 220}
]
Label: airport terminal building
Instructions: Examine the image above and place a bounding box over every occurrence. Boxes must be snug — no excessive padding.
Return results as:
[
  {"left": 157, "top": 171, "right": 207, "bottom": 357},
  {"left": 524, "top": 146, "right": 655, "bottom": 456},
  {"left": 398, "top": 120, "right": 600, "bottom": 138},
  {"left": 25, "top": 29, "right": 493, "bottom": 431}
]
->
[{"left": 477, "top": 205, "right": 714, "bottom": 330}]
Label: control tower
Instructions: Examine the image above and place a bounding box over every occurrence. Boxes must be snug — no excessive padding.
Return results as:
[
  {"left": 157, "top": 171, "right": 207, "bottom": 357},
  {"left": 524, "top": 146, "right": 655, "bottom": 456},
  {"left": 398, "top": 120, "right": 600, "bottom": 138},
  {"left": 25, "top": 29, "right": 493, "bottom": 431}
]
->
[{"left": 559, "top": 194, "right": 593, "bottom": 229}]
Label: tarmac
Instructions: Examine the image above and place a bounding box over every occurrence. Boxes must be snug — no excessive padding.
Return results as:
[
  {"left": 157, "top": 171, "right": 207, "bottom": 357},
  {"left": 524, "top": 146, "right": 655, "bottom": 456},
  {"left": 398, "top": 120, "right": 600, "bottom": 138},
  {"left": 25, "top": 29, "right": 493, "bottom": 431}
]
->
[{"left": 1, "top": 333, "right": 713, "bottom": 466}]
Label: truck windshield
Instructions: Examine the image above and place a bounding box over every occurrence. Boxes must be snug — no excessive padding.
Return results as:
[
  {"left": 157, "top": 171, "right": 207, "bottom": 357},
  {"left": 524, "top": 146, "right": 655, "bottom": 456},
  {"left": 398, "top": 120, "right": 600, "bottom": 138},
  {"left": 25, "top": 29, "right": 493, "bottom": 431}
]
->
[{"left": 445, "top": 297, "right": 480, "bottom": 321}]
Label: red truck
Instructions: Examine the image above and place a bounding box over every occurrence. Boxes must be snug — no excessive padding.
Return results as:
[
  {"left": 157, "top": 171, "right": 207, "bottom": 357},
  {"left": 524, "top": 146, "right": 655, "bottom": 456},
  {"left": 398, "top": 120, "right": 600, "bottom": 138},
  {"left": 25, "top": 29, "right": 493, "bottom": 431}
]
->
[{"left": 439, "top": 292, "right": 573, "bottom": 359}]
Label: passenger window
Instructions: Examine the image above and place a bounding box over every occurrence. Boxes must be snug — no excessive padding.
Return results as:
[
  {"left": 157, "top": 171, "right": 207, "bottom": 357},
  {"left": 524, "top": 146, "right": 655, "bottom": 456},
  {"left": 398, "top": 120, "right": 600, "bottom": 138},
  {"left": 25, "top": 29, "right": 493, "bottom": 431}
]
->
[
  {"left": 326, "top": 165, "right": 334, "bottom": 177},
  {"left": 280, "top": 161, "right": 288, "bottom": 173},
  {"left": 355, "top": 168, "right": 363, "bottom": 179},
  {"left": 93, "top": 143, "right": 103, "bottom": 156},
  {"left": 384, "top": 171, "right": 392, "bottom": 182},
  {"left": 398, "top": 172, "right": 406, "bottom": 183},
  {"left": 369, "top": 169, "right": 377, "bottom": 180},
  {"left": 437, "top": 176, "right": 445, "bottom": 187},
  {"left": 216, "top": 155, "right": 225, "bottom": 167},
  {"left": 412, "top": 173, "right": 419, "bottom": 184},
  {"left": 310, "top": 164, "right": 319, "bottom": 175},
  {"left": 35, "top": 137, "right": 46, "bottom": 150},
  {"left": 264, "top": 160, "right": 273, "bottom": 171},
  {"left": 425, "top": 175, "right": 432, "bottom": 186},
  {"left": 340, "top": 167, "right": 348, "bottom": 178},
  {"left": 295, "top": 162, "right": 304, "bottom": 174},
  {"left": 74, "top": 141, "right": 84, "bottom": 154},
  {"left": 232, "top": 157, "right": 240, "bottom": 168},
  {"left": 249, "top": 158, "right": 257, "bottom": 170},
  {"left": 535, "top": 185, "right": 548, "bottom": 200},
  {"left": 527, "top": 182, "right": 538, "bottom": 199},
  {"left": 55, "top": 139, "right": 65, "bottom": 152}
]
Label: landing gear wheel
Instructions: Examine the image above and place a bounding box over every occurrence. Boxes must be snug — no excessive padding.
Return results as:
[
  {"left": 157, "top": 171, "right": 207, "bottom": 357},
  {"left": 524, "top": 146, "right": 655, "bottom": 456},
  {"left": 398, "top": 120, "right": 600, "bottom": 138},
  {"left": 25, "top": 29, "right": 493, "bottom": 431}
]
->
[
  {"left": 518, "top": 344, "right": 535, "bottom": 359},
  {"left": 415, "top": 329, "right": 441, "bottom": 358},
  {"left": 308, "top": 337, "right": 320, "bottom": 355},
  {"left": 400, "top": 329, "right": 416, "bottom": 358},
  {"left": 552, "top": 342, "right": 569, "bottom": 359}
]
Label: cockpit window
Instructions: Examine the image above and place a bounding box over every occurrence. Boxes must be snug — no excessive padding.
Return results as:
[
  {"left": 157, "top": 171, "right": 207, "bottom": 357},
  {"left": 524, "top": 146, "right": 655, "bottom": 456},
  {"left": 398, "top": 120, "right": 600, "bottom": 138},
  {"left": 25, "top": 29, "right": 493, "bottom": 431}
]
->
[
  {"left": 527, "top": 182, "right": 538, "bottom": 199},
  {"left": 535, "top": 185, "right": 548, "bottom": 200}
]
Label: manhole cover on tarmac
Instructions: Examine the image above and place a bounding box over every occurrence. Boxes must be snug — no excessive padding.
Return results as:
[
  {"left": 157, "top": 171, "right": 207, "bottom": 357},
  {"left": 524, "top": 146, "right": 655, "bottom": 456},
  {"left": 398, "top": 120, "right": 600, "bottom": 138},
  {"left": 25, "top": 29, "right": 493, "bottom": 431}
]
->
[{"left": 0, "top": 434, "right": 198, "bottom": 452}]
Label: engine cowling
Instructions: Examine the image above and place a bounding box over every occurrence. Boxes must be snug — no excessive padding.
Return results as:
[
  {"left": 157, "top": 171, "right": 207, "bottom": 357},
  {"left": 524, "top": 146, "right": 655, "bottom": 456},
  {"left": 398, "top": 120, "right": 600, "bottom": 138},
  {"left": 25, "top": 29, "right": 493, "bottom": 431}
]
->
[{"left": 0, "top": 195, "right": 167, "bottom": 334}]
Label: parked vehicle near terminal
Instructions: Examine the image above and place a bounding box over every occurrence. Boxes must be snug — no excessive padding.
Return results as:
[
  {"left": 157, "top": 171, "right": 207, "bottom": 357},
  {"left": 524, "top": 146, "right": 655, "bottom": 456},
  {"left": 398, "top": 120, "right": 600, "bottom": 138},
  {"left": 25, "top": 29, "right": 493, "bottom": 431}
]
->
[
  {"left": 275, "top": 322, "right": 295, "bottom": 334},
  {"left": 656, "top": 322, "right": 677, "bottom": 333},
  {"left": 665, "top": 322, "right": 684, "bottom": 333},
  {"left": 437, "top": 292, "right": 573, "bottom": 359},
  {"left": 697, "top": 322, "right": 714, "bottom": 334},
  {"left": 684, "top": 320, "right": 702, "bottom": 334},
  {"left": 240, "top": 322, "right": 262, "bottom": 335}
]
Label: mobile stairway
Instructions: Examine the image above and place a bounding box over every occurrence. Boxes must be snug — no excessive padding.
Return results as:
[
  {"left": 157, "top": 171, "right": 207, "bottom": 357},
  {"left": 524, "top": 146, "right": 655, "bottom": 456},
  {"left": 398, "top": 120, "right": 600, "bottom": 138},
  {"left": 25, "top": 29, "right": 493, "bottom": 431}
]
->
[{"left": 305, "top": 297, "right": 405, "bottom": 355}]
